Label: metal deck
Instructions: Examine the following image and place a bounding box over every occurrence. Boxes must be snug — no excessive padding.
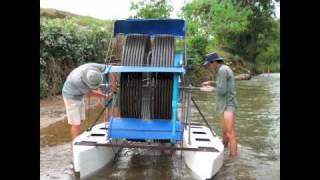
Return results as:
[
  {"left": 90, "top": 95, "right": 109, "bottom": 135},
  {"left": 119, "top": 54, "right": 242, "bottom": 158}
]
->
[{"left": 74, "top": 141, "right": 219, "bottom": 152}]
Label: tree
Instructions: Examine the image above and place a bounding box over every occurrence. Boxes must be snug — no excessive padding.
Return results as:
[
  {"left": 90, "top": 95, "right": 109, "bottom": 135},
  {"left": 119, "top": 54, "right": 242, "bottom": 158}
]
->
[
  {"left": 182, "top": 0, "right": 251, "bottom": 38},
  {"left": 181, "top": 0, "right": 279, "bottom": 74},
  {"left": 181, "top": 0, "right": 252, "bottom": 66},
  {"left": 231, "top": 0, "right": 279, "bottom": 65},
  {"left": 130, "top": 0, "right": 173, "bottom": 18},
  {"left": 255, "top": 18, "right": 280, "bottom": 73}
]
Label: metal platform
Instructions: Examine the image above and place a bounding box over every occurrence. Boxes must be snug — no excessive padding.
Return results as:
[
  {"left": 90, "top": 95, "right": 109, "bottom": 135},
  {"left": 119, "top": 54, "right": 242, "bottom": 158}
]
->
[
  {"left": 74, "top": 141, "right": 219, "bottom": 152},
  {"left": 108, "top": 118, "right": 183, "bottom": 141}
]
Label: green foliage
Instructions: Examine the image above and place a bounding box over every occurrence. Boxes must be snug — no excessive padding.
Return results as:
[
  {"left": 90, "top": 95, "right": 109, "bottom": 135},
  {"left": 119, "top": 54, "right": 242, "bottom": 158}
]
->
[
  {"left": 40, "top": 73, "right": 49, "bottom": 99},
  {"left": 186, "top": 34, "right": 208, "bottom": 66},
  {"left": 130, "top": 0, "right": 173, "bottom": 18},
  {"left": 228, "top": 0, "right": 279, "bottom": 66},
  {"left": 210, "top": 0, "right": 251, "bottom": 34},
  {"left": 182, "top": 0, "right": 279, "bottom": 75},
  {"left": 175, "top": 39, "right": 184, "bottom": 53},
  {"left": 182, "top": 0, "right": 251, "bottom": 38},
  {"left": 255, "top": 42, "right": 280, "bottom": 73},
  {"left": 255, "top": 18, "right": 280, "bottom": 73},
  {"left": 40, "top": 15, "right": 113, "bottom": 98},
  {"left": 181, "top": 0, "right": 251, "bottom": 64}
]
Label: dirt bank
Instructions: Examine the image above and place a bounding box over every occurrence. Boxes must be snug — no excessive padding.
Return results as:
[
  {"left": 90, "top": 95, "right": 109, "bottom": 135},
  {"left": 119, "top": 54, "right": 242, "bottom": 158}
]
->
[{"left": 40, "top": 95, "right": 101, "bottom": 129}]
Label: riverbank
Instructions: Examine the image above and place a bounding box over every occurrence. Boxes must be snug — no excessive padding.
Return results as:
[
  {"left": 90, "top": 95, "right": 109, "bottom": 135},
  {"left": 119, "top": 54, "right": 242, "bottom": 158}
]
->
[{"left": 40, "top": 95, "right": 102, "bottom": 129}]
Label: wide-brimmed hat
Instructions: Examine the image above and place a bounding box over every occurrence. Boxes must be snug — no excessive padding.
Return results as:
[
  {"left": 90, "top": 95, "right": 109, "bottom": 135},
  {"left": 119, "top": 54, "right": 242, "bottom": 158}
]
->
[
  {"left": 82, "top": 68, "right": 103, "bottom": 89},
  {"left": 203, "top": 52, "right": 224, "bottom": 65}
]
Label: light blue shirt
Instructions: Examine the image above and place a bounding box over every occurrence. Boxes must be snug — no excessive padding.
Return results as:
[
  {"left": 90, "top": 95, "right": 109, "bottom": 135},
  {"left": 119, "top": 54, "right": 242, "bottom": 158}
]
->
[
  {"left": 213, "top": 64, "right": 238, "bottom": 115},
  {"left": 62, "top": 63, "right": 106, "bottom": 100}
]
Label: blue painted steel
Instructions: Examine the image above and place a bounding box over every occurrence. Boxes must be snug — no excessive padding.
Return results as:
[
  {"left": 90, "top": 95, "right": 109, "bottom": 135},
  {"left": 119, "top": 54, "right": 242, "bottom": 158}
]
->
[
  {"left": 103, "top": 66, "right": 185, "bottom": 74},
  {"left": 113, "top": 19, "right": 186, "bottom": 37},
  {"left": 171, "top": 53, "right": 181, "bottom": 144},
  {"left": 107, "top": 116, "right": 113, "bottom": 138},
  {"left": 108, "top": 118, "right": 183, "bottom": 140},
  {"left": 174, "top": 53, "right": 183, "bottom": 66}
]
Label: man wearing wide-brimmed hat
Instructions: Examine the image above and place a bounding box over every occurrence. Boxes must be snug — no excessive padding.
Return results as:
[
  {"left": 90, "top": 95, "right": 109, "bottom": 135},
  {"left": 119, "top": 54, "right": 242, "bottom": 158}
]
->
[
  {"left": 62, "top": 63, "right": 113, "bottom": 141},
  {"left": 201, "top": 52, "right": 238, "bottom": 160}
]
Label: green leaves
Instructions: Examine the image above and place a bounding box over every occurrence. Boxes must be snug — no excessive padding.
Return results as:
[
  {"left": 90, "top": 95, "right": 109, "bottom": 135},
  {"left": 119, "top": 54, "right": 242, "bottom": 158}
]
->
[
  {"left": 255, "top": 19, "right": 280, "bottom": 73},
  {"left": 183, "top": 0, "right": 252, "bottom": 42},
  {"left": 130, "top": 0, "right": 173, "bottom": 18},
  {"left": 181, "top": 0, "right": 279, "bottom": 74},
  {"left": 40, "top": 17, "right": 111, "bottom": 65},
  {"left": 40, "top": 16, "right": 112, "bottom": 98},
  {"left": 210, "top": 0, "right": 252, "bottom": 35},
  {"left": 255, "top": 42, "right": 280, "bottom": 73},
  {"left": 181, "top": 0, "right": 252, "bottom": 69},
  {"left": 186, "top": 34, "right": 208, "bottom": 66}
]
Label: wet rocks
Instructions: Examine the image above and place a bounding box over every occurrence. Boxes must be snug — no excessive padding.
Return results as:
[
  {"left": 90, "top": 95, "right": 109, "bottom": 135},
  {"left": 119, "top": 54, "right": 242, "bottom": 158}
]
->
[{"left": 235, "top": 74, "right": 251, "bottom": 80}]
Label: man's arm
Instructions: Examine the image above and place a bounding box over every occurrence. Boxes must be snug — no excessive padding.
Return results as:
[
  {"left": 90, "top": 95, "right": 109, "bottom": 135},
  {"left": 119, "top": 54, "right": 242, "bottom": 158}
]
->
[
  {"left": 202, "top": 81, "right": 217, "bottom": 87},
  {"left": 89, "top": 89, "right": 111, "bottom": 99},
  {"left": 111, "top": 73, "right": 117, "bottom": 93}
]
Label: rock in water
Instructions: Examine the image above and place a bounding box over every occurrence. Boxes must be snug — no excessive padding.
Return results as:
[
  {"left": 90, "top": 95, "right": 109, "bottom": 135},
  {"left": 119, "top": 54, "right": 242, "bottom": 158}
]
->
[
  {"left": 235, "top": 74, "right": 251, "bottom": 80},
  {"left": 200, "top": 86, "right": 215, "bottom": 92}
]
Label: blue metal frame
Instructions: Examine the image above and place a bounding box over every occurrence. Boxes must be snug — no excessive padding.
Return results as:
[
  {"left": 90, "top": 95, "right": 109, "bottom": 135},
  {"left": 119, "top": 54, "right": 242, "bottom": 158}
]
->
[
  {"left": 105, "top": 19, "right": 186, "bottom": 144},
  {"left": 113, "top": 19, "right": 186, "bottom": 37},
  {"left": 105, "top": 54, "right": 184, "bottom": 144},
  {"left": 104, "top": 66, "right": 185, "bottom": 74},
  {"left": 170, "top": 53, "right": 182, "bottom": 144},
  {"left": 107, "top": 118, "right": 183, "bottom": 140},
  {"left": 103, "top": 54, "right": 185, "bottom": 74}
]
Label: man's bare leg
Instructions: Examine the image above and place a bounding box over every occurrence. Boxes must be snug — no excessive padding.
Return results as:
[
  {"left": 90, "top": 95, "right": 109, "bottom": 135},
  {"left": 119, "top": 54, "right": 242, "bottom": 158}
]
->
[
  {"left": 106, "top": 108, "right": 120, "bottom": 122},
  {"left": 112, "top": 108, "right": 120, "bottom": 117},
  {"left": 224, "top": 111, "right": 238, "bottom": 160},
  {"left": 71, "top": 125, "right": 81, "bottom": 141},
  {"left": 220, "top": 114, "right": 228, "bottom": 147}
]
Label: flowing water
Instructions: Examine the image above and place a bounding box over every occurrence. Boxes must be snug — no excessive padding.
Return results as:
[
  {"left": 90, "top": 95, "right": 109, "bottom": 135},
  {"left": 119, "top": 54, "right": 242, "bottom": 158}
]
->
[{"left": 40, "top": 73, "right": 280, "bottom": 180}]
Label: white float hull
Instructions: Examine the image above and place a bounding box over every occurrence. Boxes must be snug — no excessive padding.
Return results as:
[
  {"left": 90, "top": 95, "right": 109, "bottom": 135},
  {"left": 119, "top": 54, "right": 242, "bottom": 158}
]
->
[
  {"left": 182, "top": 126, "right": 224, "bottom": 180},
  {"left": 72, "top": 123, "right": 119, "bottom": 178},
  {"left": 73, "top": 123, "right": 224, "bottom": 179}
]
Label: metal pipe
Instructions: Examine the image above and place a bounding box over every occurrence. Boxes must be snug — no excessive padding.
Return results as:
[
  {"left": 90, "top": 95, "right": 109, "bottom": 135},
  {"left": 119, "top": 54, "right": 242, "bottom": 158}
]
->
[
  {"left": 191, "top": 97, "right": 217, "bottom": 137},
  {"left": 184, "top": 37, "right": 187, "bottom": 66},
  {"left": 75, "top": 141, "right": 219, "bottom": 152},
  {"left": 171, "top": 72, "right": 179, "bottom": 144},
  {"left": 186, "top": 86, "right": 192, "bottom": 145}
]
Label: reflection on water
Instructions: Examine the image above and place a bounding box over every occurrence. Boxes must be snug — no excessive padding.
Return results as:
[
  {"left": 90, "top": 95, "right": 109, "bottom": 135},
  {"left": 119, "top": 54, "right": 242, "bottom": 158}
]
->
[
  {"left": 83, "top": 149, "right": 193, "bottom": 180},
  {"left": 40, "top": 73, "right": 280, "bottom": 180}
]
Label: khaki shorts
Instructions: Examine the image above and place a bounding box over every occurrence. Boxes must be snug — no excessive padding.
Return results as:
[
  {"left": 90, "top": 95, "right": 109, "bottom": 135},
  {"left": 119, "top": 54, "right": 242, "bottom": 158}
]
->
[
  {"left": 225, "top": 106, "right": 236, "bottom": 112},
  {"left": 63, "top": 97, "right": 85, "bottom": 125}
]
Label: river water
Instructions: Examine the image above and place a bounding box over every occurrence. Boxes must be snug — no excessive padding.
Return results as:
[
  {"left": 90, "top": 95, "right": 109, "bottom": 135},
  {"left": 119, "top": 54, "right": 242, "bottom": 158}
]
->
[{"left": 40, "top": 73, "right": 280, "bottom": 180}]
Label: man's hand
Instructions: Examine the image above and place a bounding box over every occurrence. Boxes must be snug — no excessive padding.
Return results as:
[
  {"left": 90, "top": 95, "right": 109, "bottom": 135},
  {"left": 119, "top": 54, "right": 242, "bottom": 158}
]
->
[
  {"left": 201, "top": 81, "right": 211, "bottom": 86},
  {"left": 104, "top": 92, "right": 114, "bottom": 100},
  {"left": 96, "top": 97, "right": 105, "bottom": 108},
  {"left": 90, "top": 89, "right": 109, "bottom": 99},
  {"left": 202, "top": 81, "right": 217, "bottom": 87}
]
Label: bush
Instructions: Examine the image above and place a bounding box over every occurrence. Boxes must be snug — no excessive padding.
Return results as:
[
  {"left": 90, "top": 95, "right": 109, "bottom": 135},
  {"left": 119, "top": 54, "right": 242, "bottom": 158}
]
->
[
  {"left": 40, "top": 16, "right": 113, "bottom": 98},
  {"left": 40, "top": 73, "right": 49, "bottom": 98},
  {"left": 255, "top": 42, "right": 280, "bottom": 73},
  {"left": 186, "top": 34, "right": 208, "bottom": 66}
]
